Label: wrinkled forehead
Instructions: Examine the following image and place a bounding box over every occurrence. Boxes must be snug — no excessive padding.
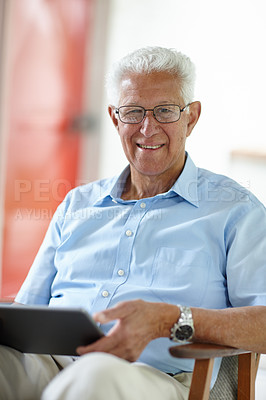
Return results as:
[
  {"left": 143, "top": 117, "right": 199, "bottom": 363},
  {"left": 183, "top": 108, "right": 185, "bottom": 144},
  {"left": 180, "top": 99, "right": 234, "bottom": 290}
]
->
[{"left": 118, "top": 71, "right": 183, "bottom": 106}]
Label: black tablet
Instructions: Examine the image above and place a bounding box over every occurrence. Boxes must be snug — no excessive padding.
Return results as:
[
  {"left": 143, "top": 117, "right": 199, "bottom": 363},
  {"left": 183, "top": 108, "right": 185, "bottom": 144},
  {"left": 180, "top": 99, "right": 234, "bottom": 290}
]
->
[{"left": 0, "top": 304, "right": 104, "bottom": 355}]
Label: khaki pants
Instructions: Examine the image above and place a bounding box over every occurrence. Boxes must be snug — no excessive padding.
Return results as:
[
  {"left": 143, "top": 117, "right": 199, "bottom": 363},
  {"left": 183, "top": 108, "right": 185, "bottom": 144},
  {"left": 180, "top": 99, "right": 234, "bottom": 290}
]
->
[
  {"left": 0, "top": 345, "right": 192, "bottom": 400},
  {"left": 0, "top": 345, "right": 73, "bottom": 400}
]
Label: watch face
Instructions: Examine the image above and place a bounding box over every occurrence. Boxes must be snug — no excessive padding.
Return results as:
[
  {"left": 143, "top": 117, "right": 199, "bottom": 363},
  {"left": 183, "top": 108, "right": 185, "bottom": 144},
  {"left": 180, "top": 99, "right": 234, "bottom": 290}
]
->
[{"left": 175, "top": 325, "right": 193, "bottom": 341}]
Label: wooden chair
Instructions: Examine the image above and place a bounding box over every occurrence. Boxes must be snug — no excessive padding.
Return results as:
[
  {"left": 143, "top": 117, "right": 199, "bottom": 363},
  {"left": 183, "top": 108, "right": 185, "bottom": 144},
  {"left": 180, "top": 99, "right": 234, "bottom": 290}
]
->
[{"left": 169, "top": 343, "right": 261, "bottom": 400}]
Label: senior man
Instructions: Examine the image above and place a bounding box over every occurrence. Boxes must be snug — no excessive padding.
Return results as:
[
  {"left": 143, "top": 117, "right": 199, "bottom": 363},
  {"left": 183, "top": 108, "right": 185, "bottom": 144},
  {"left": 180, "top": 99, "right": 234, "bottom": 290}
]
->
[{"left": 1, "top": 47, "right": 266, "bottom": 400}]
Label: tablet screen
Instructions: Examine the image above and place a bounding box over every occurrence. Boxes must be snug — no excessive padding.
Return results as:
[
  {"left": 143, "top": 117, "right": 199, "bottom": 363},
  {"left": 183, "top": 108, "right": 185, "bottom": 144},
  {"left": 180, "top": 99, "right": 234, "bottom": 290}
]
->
[{"left": 0, "top": 305, "right": 104, "bottom": 355}]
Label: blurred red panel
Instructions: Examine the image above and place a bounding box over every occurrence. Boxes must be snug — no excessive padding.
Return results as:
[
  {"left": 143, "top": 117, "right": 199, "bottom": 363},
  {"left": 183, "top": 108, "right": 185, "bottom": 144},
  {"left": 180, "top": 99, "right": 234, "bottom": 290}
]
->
[{"left": 1, "top": 0, "right": 95, "bottom": 297}]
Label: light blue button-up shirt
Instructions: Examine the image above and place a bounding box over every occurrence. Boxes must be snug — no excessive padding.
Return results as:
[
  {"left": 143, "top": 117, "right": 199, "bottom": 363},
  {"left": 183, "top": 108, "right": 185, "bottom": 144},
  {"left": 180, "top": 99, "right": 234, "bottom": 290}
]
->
[{"left": 16, "top": 154, "right": 266, "bottom": 384}]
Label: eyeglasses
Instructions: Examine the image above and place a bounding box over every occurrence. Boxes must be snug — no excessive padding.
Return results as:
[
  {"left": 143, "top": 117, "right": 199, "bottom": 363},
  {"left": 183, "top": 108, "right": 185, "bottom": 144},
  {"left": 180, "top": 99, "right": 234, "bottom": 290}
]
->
[{"left": 115, "top": 104, "right": 190, "bottom": 124}]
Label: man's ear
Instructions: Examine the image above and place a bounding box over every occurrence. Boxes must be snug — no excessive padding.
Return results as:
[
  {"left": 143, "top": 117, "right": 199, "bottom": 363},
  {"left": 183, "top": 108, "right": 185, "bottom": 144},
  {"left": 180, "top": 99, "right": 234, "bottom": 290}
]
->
[
  {"left": 108, "top": 105, "right": 119, "bottom": 130},
  {"left": 186, "top": 101, "right": 201, "bottom": 137}
]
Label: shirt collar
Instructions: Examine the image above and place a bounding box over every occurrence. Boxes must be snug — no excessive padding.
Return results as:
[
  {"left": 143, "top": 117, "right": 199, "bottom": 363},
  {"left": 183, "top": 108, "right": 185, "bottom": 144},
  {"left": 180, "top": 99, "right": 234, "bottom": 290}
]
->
[
  {"left": 93, "top": 153, "right": 199, "bottom": 207},
  {"left": 170, "top": 153, "right": 199, "bottom": 207},
  {"left": 93, "top": 167, "right": 130, "bottom": 206}
]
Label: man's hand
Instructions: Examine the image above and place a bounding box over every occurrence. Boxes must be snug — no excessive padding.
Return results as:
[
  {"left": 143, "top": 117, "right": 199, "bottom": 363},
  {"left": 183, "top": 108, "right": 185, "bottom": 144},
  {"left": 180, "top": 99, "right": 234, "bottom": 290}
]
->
[{"left": 76, "top": 299, "right": 179, "bottom": 362}]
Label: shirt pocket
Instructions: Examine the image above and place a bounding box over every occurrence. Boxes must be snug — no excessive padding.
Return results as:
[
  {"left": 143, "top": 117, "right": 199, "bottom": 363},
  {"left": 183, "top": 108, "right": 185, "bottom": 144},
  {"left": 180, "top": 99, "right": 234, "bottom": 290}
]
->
[{"left": 150, "top": 247, "right": 211, "bottom": 306}]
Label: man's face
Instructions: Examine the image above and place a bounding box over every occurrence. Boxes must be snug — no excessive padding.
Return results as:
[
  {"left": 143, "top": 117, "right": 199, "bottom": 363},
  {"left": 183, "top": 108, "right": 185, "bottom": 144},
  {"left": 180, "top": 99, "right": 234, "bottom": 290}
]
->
[{"left": 109, "top": 71, "right": 200, "bottom": 181}]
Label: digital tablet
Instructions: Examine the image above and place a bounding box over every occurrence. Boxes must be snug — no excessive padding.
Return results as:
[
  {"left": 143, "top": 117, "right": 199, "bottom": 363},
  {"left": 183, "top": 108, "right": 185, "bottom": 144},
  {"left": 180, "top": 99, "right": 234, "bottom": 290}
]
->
[{"left": 0, "top": 304, "right": 104, "bottom": 355}]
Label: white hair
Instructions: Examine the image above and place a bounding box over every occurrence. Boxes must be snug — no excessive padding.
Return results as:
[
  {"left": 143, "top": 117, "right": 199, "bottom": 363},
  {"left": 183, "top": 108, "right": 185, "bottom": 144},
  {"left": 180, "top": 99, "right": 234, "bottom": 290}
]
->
[{"left": 105, "top": 46, "right": 196, "bottom": 105}]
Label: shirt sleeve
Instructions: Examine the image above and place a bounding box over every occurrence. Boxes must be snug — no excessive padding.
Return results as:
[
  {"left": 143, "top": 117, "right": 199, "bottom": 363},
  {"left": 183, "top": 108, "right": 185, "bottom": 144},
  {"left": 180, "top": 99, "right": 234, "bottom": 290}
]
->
[
  {"left": 226, "top": 201, "right": 266, "bottom": 307},
  {"left": 15, "top": 191, "right": 72, "bottom": 305}
]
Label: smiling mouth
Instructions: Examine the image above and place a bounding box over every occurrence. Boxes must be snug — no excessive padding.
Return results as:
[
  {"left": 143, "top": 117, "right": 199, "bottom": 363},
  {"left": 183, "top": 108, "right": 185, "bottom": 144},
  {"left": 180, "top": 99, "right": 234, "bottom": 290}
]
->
[{"left": 137, "top": 144, "right": 164, "bottom": 150}]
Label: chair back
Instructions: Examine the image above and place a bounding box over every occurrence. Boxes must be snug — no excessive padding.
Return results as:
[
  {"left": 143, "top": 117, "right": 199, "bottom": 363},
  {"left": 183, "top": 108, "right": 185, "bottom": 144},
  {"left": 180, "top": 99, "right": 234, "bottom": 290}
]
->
[{"left": 209, "top": 356, "right": 238, "bottom": 399}]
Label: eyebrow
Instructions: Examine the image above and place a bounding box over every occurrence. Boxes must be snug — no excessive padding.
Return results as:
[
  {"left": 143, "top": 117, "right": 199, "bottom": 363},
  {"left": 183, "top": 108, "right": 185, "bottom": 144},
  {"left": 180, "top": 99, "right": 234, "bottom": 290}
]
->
[{"left": 121, "top": 101, "right": 180, "bottom": 107}]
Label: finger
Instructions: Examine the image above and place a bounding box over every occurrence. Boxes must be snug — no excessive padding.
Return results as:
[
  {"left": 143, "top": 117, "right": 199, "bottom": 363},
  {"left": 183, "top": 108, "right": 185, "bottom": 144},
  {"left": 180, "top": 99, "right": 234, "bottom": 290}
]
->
[
  {"left": 76, "top": 334, "right": 118, "bottom": 355},
  {"left": 77, "top": 339, "right": 137, "bottom": 362},
  {"left": 93, "top": 302, "right": 132, "bottom": 324}
]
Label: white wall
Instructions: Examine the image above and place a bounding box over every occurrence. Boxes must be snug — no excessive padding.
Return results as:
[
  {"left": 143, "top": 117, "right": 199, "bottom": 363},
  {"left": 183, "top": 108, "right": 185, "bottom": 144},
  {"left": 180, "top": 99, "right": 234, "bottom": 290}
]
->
[{"left": 98, "top": 0, "right": 266, "bottom": 203}]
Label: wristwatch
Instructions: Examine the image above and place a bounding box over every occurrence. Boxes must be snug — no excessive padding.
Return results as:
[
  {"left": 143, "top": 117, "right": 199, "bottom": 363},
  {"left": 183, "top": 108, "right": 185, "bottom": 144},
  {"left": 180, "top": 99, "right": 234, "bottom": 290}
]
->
[{"left": 170, "top": 305, "right": 194, "bottom": 343}]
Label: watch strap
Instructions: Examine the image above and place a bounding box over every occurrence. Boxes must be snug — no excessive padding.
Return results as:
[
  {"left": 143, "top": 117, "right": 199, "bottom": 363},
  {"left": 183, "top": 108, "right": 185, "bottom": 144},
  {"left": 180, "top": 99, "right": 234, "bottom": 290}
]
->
[{"left": 170, "top": 305, "right": 194, "bottom": 342}]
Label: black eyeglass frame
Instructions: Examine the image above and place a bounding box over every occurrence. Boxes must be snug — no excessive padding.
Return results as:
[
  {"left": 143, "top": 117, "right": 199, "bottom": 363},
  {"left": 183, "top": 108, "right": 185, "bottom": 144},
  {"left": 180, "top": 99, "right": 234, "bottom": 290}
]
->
[{"left": 114, "top": 103, "right": 191, "bottom": 124}]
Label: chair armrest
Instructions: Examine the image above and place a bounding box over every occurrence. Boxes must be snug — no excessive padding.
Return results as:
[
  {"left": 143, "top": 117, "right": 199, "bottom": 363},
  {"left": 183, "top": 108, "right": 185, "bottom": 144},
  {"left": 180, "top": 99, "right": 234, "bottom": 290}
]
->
[
  {"left": 169, "top": 344, "right": 259, "bottom": 400},
  {"left": 169, "top": 343, "right": 251, "bottom": 359}
]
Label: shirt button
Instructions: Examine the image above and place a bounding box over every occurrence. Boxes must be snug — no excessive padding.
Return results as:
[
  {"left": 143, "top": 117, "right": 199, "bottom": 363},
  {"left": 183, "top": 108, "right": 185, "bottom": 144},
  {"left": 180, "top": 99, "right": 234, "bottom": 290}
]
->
[
  {"left": 117, "top": 269, "right": 125, "bottom": 276},
  {"left": 140, "top": 202, "right": 146, "bottom": 209},
  {"left": 102, "top": 290, "right": 109, "bottom": 297},
  {"left": 125, "top": 229, "right": 133, "bottom": 237}
]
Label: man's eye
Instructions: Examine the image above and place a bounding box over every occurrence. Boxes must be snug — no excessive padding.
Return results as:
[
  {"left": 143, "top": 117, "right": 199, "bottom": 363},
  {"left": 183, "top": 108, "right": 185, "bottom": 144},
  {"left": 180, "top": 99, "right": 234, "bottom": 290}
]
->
[
  {"left": 126, "top": 109, "right": 142, "bottom": 115},
  {"left": 157, "top": 107, "right": 174, "bottom": 114},
  {"left": 122, "top": 109, "right": 143, "bottom": 119}
]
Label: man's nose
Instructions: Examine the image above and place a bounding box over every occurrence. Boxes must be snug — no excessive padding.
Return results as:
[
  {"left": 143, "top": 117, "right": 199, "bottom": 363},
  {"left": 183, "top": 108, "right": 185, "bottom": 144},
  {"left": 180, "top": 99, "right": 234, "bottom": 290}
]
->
[{"left": 139, "top": 111, "right": 160, "bottom": 137}]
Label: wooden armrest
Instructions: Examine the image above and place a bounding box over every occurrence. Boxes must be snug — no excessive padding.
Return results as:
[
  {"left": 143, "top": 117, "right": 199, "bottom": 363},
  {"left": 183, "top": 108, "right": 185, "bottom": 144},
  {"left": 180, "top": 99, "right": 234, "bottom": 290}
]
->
[
  {"left": 170, "top": 344, "right": 258, "bottom": 400},
  {"left": 169, "top": 342, "right": 251, "bottom": 359}
]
